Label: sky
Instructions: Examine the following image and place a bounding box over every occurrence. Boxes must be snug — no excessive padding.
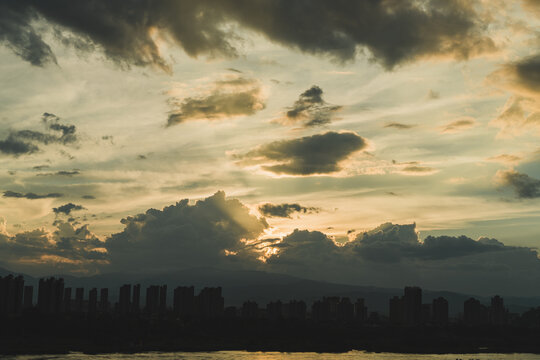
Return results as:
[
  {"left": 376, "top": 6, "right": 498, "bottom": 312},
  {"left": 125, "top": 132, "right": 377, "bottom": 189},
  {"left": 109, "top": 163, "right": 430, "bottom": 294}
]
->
[{"left": 0, "top": 0, "right": 540, "bottom": 296}]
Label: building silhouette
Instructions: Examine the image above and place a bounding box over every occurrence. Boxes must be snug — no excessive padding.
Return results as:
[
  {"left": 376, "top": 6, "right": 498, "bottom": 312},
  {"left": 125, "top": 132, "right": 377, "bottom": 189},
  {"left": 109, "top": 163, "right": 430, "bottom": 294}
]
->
[
  {"left": 403, "top": 286, "right": 422, "bottom": 326},
  {"left": 432, "top": 297, "right": 449, "bottom": 326},
  {"left": 63, "top": 287, "right": 72, "bottom": 313},
  {"left": 197, "top": 287, "right": 224, "bottom": 318},
  {"left": 100, "top": 288, "right": 108, "bottom": 312},
  {"left": 159, "top": 285, "right": 167, "bottom": 314},
  {"left": 23, "top": 285, "right": 33, "bottom": 309},
  {"left": 389, "top": 296, "right": 404, "bottom": 325},
  {"left": 38, "top": 277, "right": 64, "bottom": 314},
  {"left": 88, "top": 288, "right": 98, "bottom": 314},
  {"left": 464, "top": 297, "right": 489, "bottom": 326},
  {"left": 354, "top": 298, "right": 367, "bottom": 323},
  {"left": 284, "top": 300, "right": 306, "bottom": 320},
  {"left": 146, "top": 285, "right": 160, "bottom": 315},
  {"left": 490, "top": 295, "right": 507, "bottom": 325},
  {"left": 0, "top": 275, "right": 24, "bottom": 315},
  {"left": 132, "top": 284, "right": 140, "bottom": 313},
  {"left": 173, "top": 286, "right": 194, "bottom": 318},
  {"left": 242, "top": 300, "right": 259, "bottom": 319},
  {"left": 75, "top": 288, "right": 84, "bottom": 313},
  {"left": 119, "top": 284, "right": 131, "bottom": 315}
]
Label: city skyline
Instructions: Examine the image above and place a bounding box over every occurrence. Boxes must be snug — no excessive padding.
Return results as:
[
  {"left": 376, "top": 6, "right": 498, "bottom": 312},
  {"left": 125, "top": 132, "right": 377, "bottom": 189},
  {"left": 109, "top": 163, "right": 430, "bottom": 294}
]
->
[{"left": 0, "top": 1, "right": 540, "bottom": 296}]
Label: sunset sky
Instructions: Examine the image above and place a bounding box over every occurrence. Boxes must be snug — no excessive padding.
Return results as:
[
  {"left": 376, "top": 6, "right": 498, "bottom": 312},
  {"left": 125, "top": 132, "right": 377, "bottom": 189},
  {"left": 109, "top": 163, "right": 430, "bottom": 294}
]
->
[{"left": 1, "top": 0, "right": 540, "bottom": 295}]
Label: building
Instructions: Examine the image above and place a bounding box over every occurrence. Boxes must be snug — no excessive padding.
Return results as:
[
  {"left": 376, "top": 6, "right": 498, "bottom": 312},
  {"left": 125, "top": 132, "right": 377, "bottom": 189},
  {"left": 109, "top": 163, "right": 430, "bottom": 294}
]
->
[
  {"left": 159, "top": 285, "right": 167, "bottom": 314},
  {"left": 354, "top": 298, "right": 367, "bottom": 323},
  {"left": 464, "top": 297, "right": 488, "bottom": 326},
  {"left": 119, "top": 284, "right": 131, "bottom": 315},
  {"left": 37, "top": 277, "right": 64, "bottom": 314},
  {"left": 63, "top": 287, "right": 72, "bottom": 313},
  {"left": 146, "top": 285, "right": 160, "bottom": 315},
  {"left": 132, "top": 284, "right": 140, "bottom": 313},
  {"left": 0, "top": 275, "right": 24, "bottom": 315},
  {"left": 432, "top": 297, "right": 449, "bottom": 326},
  {"left": 266, "top": 300, "right": 282, "bottom": 320},
  {"left": 173, "top": 286, "right": 194, "bottom": 318},
  {"left": 197, "top": 287, "right": 224, "bottom": 318},
  {"left": 23, "top": 285, "right": 33, "bottom": 309},
  {"left": 241, "top": 301, "right": 259, "bottom": 319},
  {"left": 100, "top": 288, "right": 109, "bottom": 312},
  {"left": 75, "top": 288, "right": 84, "bottom": 312},
  {"left": 337, "top": 297, "right": 354, "bottom": 322},
  {"left": 403, "top": 286, "right": 422, "bottom": 326},
  {"left": 88, "top": 288, "right": 98, "bottom": 314},
  {"left": 490, "top": 295, "right": 507, "bottom": 325},
  {"left": 284, "top": 300, "right": 306, "bottom": 320},
  {"left": 389, "top": 296, "right": 403, "bottom": 325}
]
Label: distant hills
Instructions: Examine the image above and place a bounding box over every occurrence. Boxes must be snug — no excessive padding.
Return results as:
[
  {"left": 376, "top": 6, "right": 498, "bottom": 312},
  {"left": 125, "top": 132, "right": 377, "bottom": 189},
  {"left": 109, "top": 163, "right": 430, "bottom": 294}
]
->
[{"left": 2, "top": 266, "right": 539, "bottom": 316}]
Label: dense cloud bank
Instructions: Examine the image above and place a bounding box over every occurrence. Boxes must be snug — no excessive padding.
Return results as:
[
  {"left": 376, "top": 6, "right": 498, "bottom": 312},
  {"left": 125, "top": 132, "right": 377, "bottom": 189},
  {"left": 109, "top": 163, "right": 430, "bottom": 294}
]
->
[
  {"left": 278, "top": 86, "right": 342, "bottom": 127},
  {"left": 0, "top": 0, "right": 495, "bottom": 71},
  {"left": 1, "top": 192, "right": 540, "bottom": 295}
]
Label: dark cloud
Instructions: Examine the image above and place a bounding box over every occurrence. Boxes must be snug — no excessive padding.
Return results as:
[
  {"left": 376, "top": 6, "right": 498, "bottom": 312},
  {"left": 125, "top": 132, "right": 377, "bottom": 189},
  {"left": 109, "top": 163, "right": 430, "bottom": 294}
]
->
[
  {"left": 53, "top": 203, "right": 85, "bottom": 215},
  {"left": 1, "top": 0, "right": 495, "bottom": 71},
  {"left": 3, "top": 190, "right": 63, "bottom": 199},
  {"left": 105, "top": 191, "right": 268, "bottom": 273},
  {"left": 32, "top": 165, "right": 50, "bottom": 170},
  {"left": 279, "top": 86, "right": 342, "bottom": 127},
  {"left": 235, "top": 131, "right": 367, "bottom": 175},
  {"left": 497, "top": 169, "right": 540, "bottom": 199},
  {"left": 167, "top": 76, "right": 265, "bottom": 126},
  {"left": 259, "top": 203, "right": 320, "bottom": 218},
  {"left": 0, "top": 113, "right": 78, "bottom": 157},
  {"left": 427, "top": 89, "right": 440, "bottom": 99},
  {"left": 137, "top": 154, "right": 147, "bottom": 160},
  {"left": 82, "top": 195, "right": 96, "bottom": 199},
  {"left": 384, "top": 122, "right": 415, "bottom": 130}
]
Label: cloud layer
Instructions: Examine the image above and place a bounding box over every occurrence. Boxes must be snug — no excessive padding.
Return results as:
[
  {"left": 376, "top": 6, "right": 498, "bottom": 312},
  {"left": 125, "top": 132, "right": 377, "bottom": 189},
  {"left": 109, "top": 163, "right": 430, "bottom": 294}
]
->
[
  {"left": 277, "top": 86, "right": 342, "bottom": 127},
  {"left": 1, "top": 0, "right": 495, "bottom": 70},
  {"left": 258, "top": 203, "right": 320, "bottom": 218},
  {"left": 235, "top": 131, "right": 367, "bottom": 175},
  {"left": 167, "top": 76, "right": 265, "bottom": 126}
]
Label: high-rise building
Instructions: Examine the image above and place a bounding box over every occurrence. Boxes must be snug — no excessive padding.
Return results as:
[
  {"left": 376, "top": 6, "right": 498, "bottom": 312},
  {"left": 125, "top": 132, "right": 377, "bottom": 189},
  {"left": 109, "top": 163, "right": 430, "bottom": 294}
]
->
[
  {"left": 284, "top": 300, "right": 306, "bottom": 320},
  {"left": 145, "top": 285, "right": 160, "bottom": 315},
  {"left": 119, "top": 284, "right": 131, "bottom": 315},
  {"left": 88, "top": 288, "right": 98, "bottom": 314},
  {"left": 389, "top": 296, "right": 403, "bottom": 325},
  {"left": 266, "top": 300, "right": 282, "bottom": 320},
  {"left": 432, "top": 297, "right": 449, "bottom": 326},
  {"left": 490, "top": 295, "right": 506, "bottom": 325},
  {"left": 0, "top": 275, "right": 24, "bottom": 315},
  {"left": 403, "top": 286, "right": 422, "bottom": 326},
  {"left": 464, "top": 297, "right": 488, "bottom": 326},
  {"left": 159, "top": 285, "right": 167, "bottom": 314},
  {"left": 337, "top": 297, "right": 354, "bottom": 322},
  {"left": 63, "top": 287, "right": 72, "bottom": 313},
  {"left": 23, "top": 285, "right": 33, "bottom": 309},
  {"left": 173, "top": 286, "right": 194, "bottom": 318},
  {"left": 132, "top": 284, "right": 140, "bottom": 313},
  {"left": 100, "top": 288, "right": 108, "bottom": 312},
  {"left": 196, "top": 287, "right": 224, "bottom": 318},
  {"left": 37, "top": 277, "right": 64, "bottom": 314},
  {"left": 75, "top": 288, "right": 84, "bottom": 312},
  {"left": 241, "top": 301, "right": 258, "bottom": 319},
  {"left": 354, "top": 298, "right": 367, "bottom": 323}
]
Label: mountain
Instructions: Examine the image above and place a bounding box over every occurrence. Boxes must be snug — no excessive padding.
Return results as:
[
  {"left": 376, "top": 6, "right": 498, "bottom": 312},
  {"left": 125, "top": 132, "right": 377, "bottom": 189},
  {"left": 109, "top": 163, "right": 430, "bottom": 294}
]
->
[{"left": 2, "top": 266, "right": 539, "bottom": 316}]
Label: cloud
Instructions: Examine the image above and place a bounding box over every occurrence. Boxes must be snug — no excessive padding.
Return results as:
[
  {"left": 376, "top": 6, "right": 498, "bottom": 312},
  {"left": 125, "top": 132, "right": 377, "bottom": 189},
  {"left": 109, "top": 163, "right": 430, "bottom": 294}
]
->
[
  {"left": 440, "top": 117, "right": 477, "bottom": 133},
  {"left": 0, "top": 221, "right": 106, "bottom": 275},
  {"left": 486, "top": 154, "right": 522, "bottom": 165},
  {"left": 488, "top": 54, "right": 540, "bottom": 136},
  {"left": 234, "top": 131, "right": 367, "bottom": 175},
  {"left": 53, "top": 203, "right": 86, "bottom": 215},
  {"left": 496, "top": 169, "right": 540, "bottom": 199},
  {"left": 1, "top": 0, "right": 495, "bottom": 71},
  {"left": 384, "top": 122, "right": 415, "bottom": 130},
  {"left": 167, "top": 76, "right": 265, "bottom": 126},
  {"left": 427, "top": 89, "right": 440, "bottom": 100},
  {"left": 82, "top": 195, "right": 96, "bottom": 199},
  {"left": 37, "top": 170, "right": 80, "bottom": 177},
  {"left": 258, "top": 203, "right": 321, "bottom": 218},
  {"left": 276, "top": 86, "right": 342, "bottom": 127},
  {"left": 0, "top": 113, "right": 79, "bottom": 157},
  {"left": 105, "top": 191, "right": 268, "bottom": 273},
  {"left": 3, "top": 190, "right": 63, "bottom": 199}
]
